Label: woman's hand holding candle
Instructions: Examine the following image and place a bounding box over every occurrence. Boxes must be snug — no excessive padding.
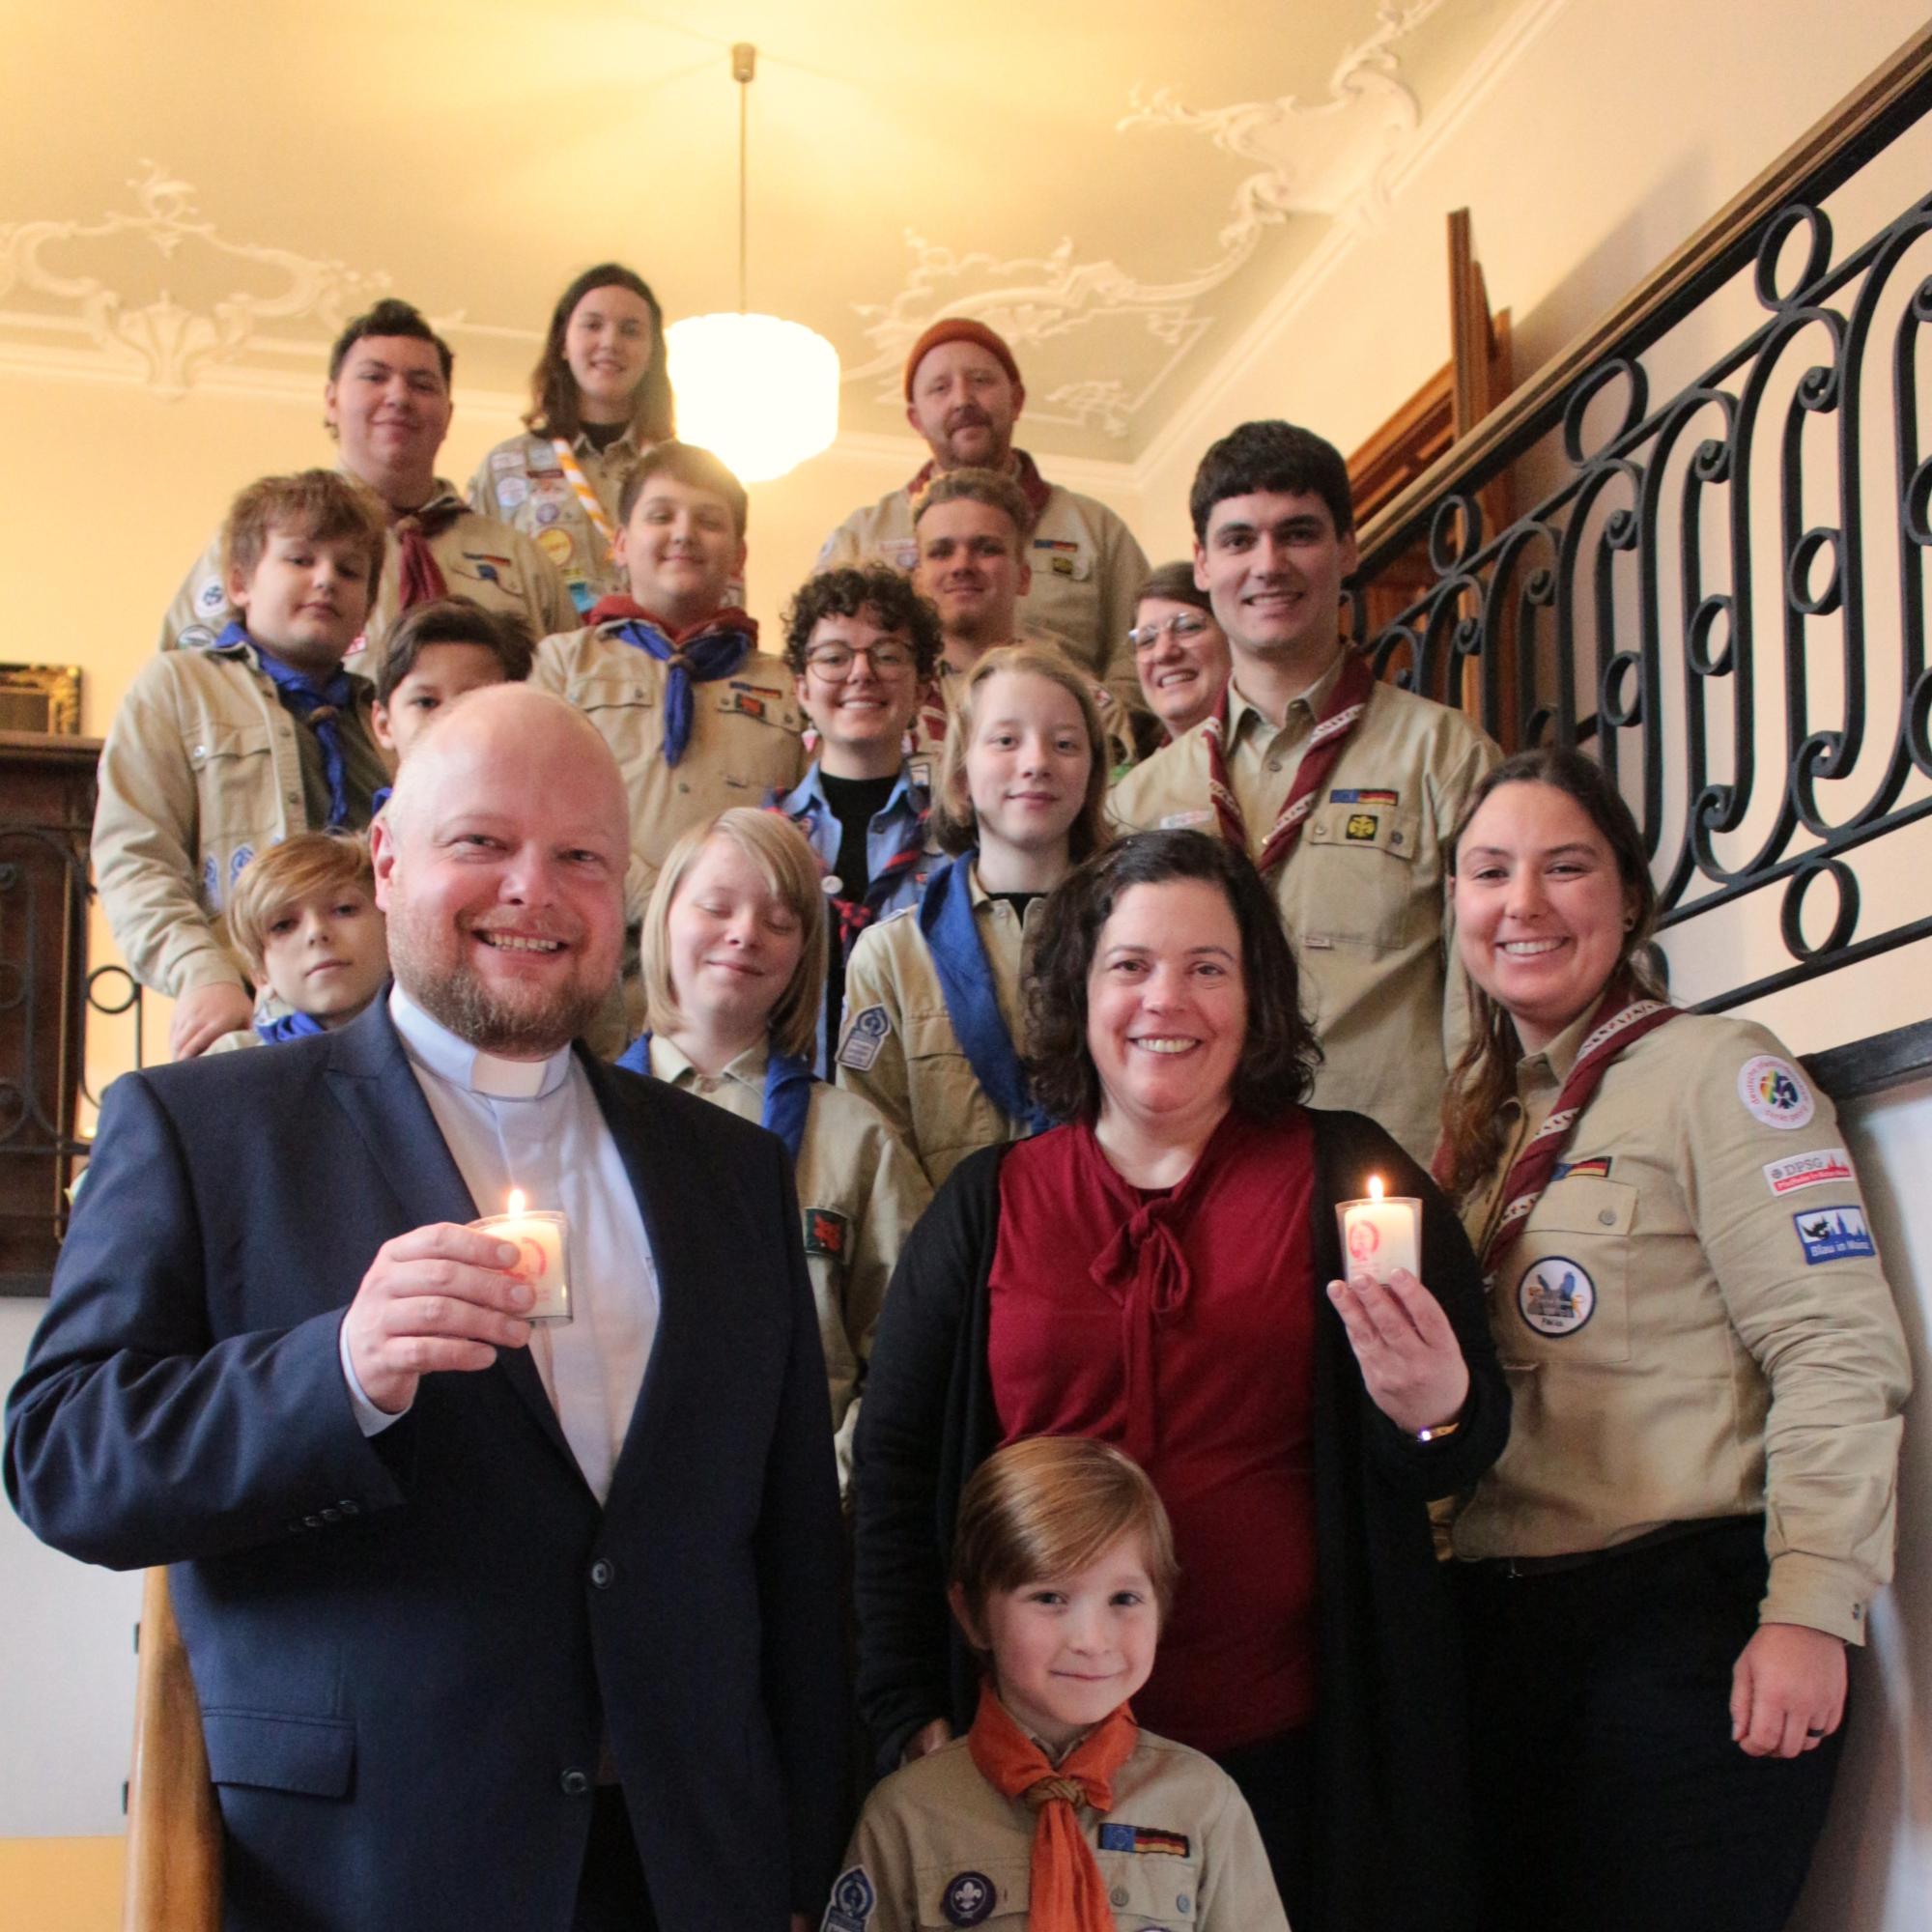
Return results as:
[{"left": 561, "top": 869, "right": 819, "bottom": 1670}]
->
[{"left": 342, "top": 1223, "right": 536, "bottom": 1416}]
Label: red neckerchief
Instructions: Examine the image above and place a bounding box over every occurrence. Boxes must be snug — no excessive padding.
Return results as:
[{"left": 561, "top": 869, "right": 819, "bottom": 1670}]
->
[
  {"left": 1203, "top": 649, "right": 1376, "bottom": 877},
  {"left": 830, "top": 810, "right": 929, "bottom": 955},
  {"left": 391, "top": 498, "right": 467, "bottom": 609},
  {"left": 1466, "top": 978, "right": 1679, "bottom": 1283},
  {"left": 907, "top": 448, "right": 1054, "bottom": 525},
  {"left": 965, "top": 1682, "right": 1138, "bottom": 1932},
  {"left": 584, "top": 595, "right": 760, "bottom": 647}
]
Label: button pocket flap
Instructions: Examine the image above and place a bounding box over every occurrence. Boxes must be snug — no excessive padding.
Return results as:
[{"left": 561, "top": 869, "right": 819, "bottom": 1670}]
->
[
  {"left": 917, "top": 1858, "right": 1028, "bottom": 1926},
  {"left": 1095, "top": 1844, "right": 1203, "bottom": 1921},
  {"left": 1532, "top": 1175, "right": 1637, "bottom": 1236},
  {"left": 903, "top": 1009, "right": 968, "bottom": 1062},
  {"left": 202, "top": 1708, "right": 355, "bottom": 1796},
  {"left": 183, "top": 720, "right": 273, "bottom": 766},
  {"left": 1307, "top": 801, "right": 1420, "bottom": 860}
]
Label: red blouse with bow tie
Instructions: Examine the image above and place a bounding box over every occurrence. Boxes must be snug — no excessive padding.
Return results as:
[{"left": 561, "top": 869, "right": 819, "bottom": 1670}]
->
[{"left": 987, "top": 1109, "right": 1320, "bottom": 1752}]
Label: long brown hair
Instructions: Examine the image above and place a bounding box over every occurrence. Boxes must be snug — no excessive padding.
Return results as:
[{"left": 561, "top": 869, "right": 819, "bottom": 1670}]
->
[
  {"left": 525, "top": 264, "right": 675, "bottom": 443},
  {"left": 1438, "top": 748, "right": 1662, "bottom": 1202}
]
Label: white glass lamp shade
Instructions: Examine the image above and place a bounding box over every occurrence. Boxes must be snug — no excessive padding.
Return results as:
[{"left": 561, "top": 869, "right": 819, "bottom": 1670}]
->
[{"left": 666, "top": 312, "right": 840, "bottom": 483}]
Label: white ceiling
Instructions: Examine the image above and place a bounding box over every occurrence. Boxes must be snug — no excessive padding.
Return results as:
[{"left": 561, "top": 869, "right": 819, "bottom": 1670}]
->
[{"left": 1, "top": 0, "right": 1525, "bottom": 461}]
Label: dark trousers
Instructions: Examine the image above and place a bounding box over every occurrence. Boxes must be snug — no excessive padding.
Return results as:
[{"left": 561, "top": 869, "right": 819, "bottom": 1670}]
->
[
  {"left": 572, "top": 1785, "right": 657, "bottom": 1932},
  {"left": 1457, "top": 1519, "right": 1844, "bottom": 1932},
  {"left": 1212, "top": 1726, "right": 1315, "bottom": 1931}
]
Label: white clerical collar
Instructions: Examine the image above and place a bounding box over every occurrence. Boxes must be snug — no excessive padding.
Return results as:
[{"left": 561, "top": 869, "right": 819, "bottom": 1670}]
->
[{"left": 388, "top": 984, "right": 574, "bottom": 1099}]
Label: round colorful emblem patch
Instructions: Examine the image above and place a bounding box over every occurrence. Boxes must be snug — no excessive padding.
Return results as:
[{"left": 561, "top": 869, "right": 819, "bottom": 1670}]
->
[
  {"left": 1737, "top": 1055, "right": 1814, "bottom": 1130},
  {"left": 1518, "top": 1256, "right": 1597, "bottom": 1337}
]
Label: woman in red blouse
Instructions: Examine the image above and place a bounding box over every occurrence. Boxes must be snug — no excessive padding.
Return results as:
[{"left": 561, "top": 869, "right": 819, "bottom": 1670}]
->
[{"left": 853, "top": 829, "right": 1509, "bottom": 1932}]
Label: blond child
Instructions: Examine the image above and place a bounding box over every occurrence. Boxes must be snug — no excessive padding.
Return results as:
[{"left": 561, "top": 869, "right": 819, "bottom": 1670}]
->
[
  {"left": 618, "top": 809, "right": 928, "bottom": 1485},
  {"left": 828, "top": 1437, "right": 1287, "bottom": 1931},
  {"left": 212, "top": 834, "right": 387, "bottom": 1048},
  {"left": 836, "top": 642, "right": 1109, "bottom": 1186}
]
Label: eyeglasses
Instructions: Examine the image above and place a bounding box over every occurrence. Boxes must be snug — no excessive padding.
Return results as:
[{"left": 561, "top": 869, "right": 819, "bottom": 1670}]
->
[
  {"left": 804, "top": 642, "right": 916, "bottom": 678},
  {"left": 1127, "top": 611, "right": 1215, "bottom": 652}
]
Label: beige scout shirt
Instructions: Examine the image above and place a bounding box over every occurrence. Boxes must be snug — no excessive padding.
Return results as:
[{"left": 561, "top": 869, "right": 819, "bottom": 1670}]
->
[
  {"left": 836, "top": 867, "right": 1039, "bottom": 1189},
  {"left": 159, "top": 480, "right": 577, "bottom": 683},
  {"left": 826, "top": 1726, "right": 1288, "bottom": 1932},
  {"left": 1450, "top": 1009, "right": 1911, "bottom": 1644},
  {"left": 1109, "top": 660, "right": 1499, "bottom": 1165},
  {"left": 468, "top": 427, "right": 644, "bottom": 612},
  {"left": 94, "top": 641, "right": 391, "bottom": 998},
  {"left": 529, "top": 625, "right": 807, "bottom": 895},
  {"left": 642, "top": 1037, "right": 930, "bottom": 1486},
  {"left": 817, "top": 463, "right": 1148, "bottom": 710}
]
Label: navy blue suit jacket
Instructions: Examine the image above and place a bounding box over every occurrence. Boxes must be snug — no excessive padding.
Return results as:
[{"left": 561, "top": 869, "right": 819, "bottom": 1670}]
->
[{"left": 5, "top": 999, "right": 847, "bottom": 1931}]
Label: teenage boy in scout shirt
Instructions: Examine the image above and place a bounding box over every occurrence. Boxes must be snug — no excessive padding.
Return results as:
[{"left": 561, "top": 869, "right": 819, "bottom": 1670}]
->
[
  {"left": 817, "top": 318, "right": 1148, "bottom": 710},
  {"left": 530, "top": 440, "right": 806, "bottom": 896},
  {"left": 1110, "top": 420, "right": 1500, "bottom": 1165},
  {"left": 159, "top": 299, "right": 575, "bottom": 676},
  {"left": 775, "top": 564, "right": 944, "bottom": 1074},
  {"left": 97, "top": 470, "right": 393, "bottom": 1060}
]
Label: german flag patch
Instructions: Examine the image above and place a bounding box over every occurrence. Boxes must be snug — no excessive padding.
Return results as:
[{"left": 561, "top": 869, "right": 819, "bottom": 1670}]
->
[{"left": 1097, "top": 1825, "right": 1190, "bottom": 1858}]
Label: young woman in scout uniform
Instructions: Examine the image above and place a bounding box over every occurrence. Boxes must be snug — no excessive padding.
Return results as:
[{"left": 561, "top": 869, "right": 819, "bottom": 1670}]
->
[
  {"left": 469, "top": 263, "right": 674, "bottom": 615},
  {"left": 827, "top": 1435, "right": 1288, "bottom": 1932},
  {"left": 1437, "top": 747, "right": 1910, "bottom": 1932},
  {"left": 836, "top": 642, "right": 1110, "bottom": 1188},
  {"left": 618, "top": 808, "right": 928, "bottom": 1487}
]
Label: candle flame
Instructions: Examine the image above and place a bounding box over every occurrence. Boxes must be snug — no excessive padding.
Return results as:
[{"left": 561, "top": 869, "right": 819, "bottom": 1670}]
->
[
  {"left": 506, "top": 1188, "right": 526, "bottom": 1216},
  {"left": 1368, "top": 1175, "right": 1385, "bottom": 1202}
]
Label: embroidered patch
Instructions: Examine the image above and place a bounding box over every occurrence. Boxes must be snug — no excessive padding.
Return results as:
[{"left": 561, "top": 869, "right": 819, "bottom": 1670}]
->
[
  {"left": 1033, "top": 537, "right": 1080, "bottom": 554},
  {"left": 1794, "top": 1207, "right": 1876, "bottom": 1264},
  {"left": 230, "top": 845, "right": 255, "bottom": 888},
  {"left": 491, "top": 446, "right": 526, "bottom": 471},
  {"left": 1331, "top": 786, "right": 1398, "bottom": 806},
  {"left": 824, "top": 1865, "right": 875, "bottom": 1932},
  {"left": 908, "top": 757, "right": 934, "bottom": 794},
  {"left": 880, "top": 539, "right": 920, "bottom": 573},
  {"left": 1345, "top": 812, "right": 1378, "bottom": 840},
  {"left": 1099, "top": 1824, "right": 1192, "bottom": 1857},
  {"left": 534, "top": 499, "right": 562, "bottom": 526},
  {"left": 838, "top": 1005, "right": 891, "bottom": 1072},
  {"left": 201, "top": 851, "right": 221, "bottom": 908},
  {"left": 804, "top": 1208, "right": 850, "bottom": 1261},
  {"left": 179, "top": 624, "right": 216, "bottom": 651},
  {"left": 1554, "top": 1156, "right": 1613, "bottom": 1180},
  {"left": 496, "top": 475, "right": 529, "bottom": 508},
  {"left": 728, "top": 681, "right": 785, "bottom": 698},
  {"left": 1157, "top": 809, "right": 1215, "bottom": 831},
  {"left": 1518, "top": 1257, "right": 1597, "bottom": 1337},
  {"left": 942, "top": 1871, "right": 995, "bottom": 1926},
  {"left": 196, "top": 578, "right": 227, "bottom": 613},
  {"left": 1763, "top": 1148, "right": 1853, "bottom": 1196},
  {"left": 536, "top": 527, "right": 575, "bottom": 567},
  {"left": 1738, "top": 1055, "right": 1814, "bottom": 1130},
  {"left": 1049, "top": 553, "right": 1077, "bottom": 576},
  {"left": 724, "top": 691, "right": 768, "bottom": 719}
]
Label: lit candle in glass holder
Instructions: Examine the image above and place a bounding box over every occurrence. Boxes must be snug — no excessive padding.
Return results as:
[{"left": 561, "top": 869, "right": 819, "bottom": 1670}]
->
[
  {"left": 1335, "top": 1174, "right": 1422, "bottom": 1286},
  {"left": 471, "top": 1188, "right": 572, "bottom": 1324}
]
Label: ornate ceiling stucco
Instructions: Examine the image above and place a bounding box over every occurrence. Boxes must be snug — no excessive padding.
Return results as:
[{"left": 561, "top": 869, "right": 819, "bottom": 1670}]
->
[{"left": 0, "top": 0, "right": 1533, "bottom": 461}]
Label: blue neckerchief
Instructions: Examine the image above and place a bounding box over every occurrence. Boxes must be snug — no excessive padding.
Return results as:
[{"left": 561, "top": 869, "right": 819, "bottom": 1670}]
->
[
  {"left": 610, "top": 617, "right": 754, "bottom": 767},
  {"left": 916, "top": 853, "right": 1050, "bottom": 1133},
  {"left": 371, "top": 784, "right": 392, "bottom": 816},
  {"left": 225, "top": 623, "right": 357, "bottom": 829},
  {"left": 256, "top": 1009, "right": 327, "bottom": 1045},
  {"left": 616, "top": 1033, "right": 815, "bottom": 1166}
]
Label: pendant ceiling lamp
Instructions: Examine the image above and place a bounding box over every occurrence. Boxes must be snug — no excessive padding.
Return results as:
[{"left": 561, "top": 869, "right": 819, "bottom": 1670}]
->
[{"left": 666, "top": 43, "right": 839, "bottom": 484}]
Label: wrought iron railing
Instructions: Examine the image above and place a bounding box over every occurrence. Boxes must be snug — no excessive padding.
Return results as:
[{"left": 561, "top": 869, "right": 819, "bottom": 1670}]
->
[{"left": 1350, "top": 25, "right": 1932, "bottom": 1021}]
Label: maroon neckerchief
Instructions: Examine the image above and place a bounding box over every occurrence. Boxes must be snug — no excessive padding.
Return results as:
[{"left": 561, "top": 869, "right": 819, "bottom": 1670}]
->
[
  {"left": 391, "top": 497, "right": 466, "bottom": 609},
  {"left": 906, "top": 448, "right": 1053, "bottom": 525},
  {"left": 1204, "top": 649, "right": 1376, "bottom": 877},
  {"left": 830, "top": 811, "right": 929, "bottom": 955},
  {"left": 1464, "top": 979, "right": 1679, "bottom": 1284},
  {"left": 584, "top": 595, "right": 759, "bottom": 646}
]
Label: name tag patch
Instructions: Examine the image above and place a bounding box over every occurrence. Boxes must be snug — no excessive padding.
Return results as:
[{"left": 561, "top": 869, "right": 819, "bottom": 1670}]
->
[
  {"left": 1763, "top": 1148, "right": 1854, "bottom": 1196},
  {"left": 1794, "top": 1206, "right": 1876, "bottom": 1264},
  {"left": 1157, "top": 809, "right": 1215, "bottom": 830},
  {"left": 1330, "top": 786, "right": 1398, "bottom": 806},
  {"left": 838, "top": 1005, "right": 891, "bottom": 1072},
  {"left": 1738, "top": 1055, "right": 1814, "bottom": 1130},
  {"left": 804, "top": 1208, "right": 849, "bottom": 1261},
  {"left": 1099, "top": 1824, "right": 1191, "bottom": 1857},
  {"left": 1518, "top": 1257, "right": 1597, "bottom": 1337}
]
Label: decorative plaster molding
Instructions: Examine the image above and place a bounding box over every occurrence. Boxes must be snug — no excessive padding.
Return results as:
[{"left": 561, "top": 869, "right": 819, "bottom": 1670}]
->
[
  {"left": 844, "top": 0, "right": 1446, "bottom": 437},
  {"left": 0, "top": 161, "right": 534, "bottom": 401}
]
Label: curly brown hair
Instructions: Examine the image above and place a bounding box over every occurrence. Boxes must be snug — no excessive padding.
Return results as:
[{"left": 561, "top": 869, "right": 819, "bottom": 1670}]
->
[
  {"left": 1023, "top": 829, "right": 1320, "bottom": 1123},
  {"left": 780, "top": 566, "right": 943, "bottom": 682}
]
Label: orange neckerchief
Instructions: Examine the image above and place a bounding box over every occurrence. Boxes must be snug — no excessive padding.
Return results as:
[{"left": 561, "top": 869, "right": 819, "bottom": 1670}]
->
[{"left": 966, "top": 1682, "right": 1138, "bottom": 1932}]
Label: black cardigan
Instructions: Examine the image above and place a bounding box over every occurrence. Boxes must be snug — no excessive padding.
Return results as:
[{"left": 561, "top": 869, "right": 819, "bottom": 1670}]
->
[{"left": 851, "top": 1107, "right": 1508, "bottom": 1932}]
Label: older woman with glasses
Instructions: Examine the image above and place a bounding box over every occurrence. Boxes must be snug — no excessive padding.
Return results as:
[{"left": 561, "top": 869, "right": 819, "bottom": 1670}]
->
[
  {"left": 1128, "top": 561, "right": 1234, "bottom": 742},
  {"left": 853, "top": 828, "right": 1508, "bottom": 1932}
]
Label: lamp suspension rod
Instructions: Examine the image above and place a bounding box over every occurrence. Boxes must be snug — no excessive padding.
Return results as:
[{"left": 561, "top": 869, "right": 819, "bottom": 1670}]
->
[{"left": 732, "top": 42, "right": 755, "bottom": 316}]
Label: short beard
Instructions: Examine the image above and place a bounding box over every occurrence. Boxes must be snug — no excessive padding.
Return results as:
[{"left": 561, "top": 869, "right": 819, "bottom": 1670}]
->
[{"left": 404, "top": 959, "right": 606, "bottom": 1059}]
